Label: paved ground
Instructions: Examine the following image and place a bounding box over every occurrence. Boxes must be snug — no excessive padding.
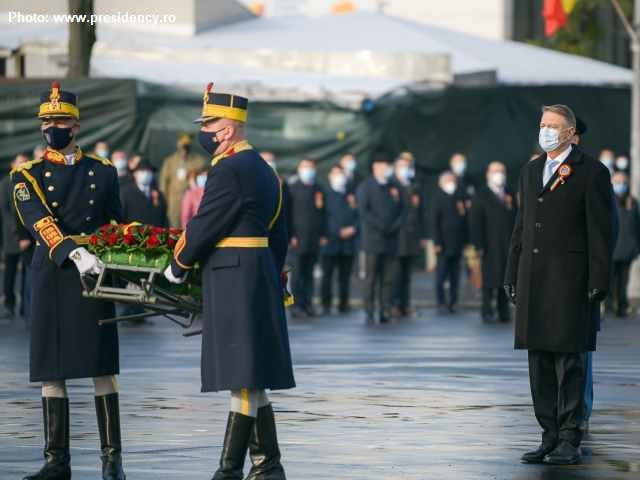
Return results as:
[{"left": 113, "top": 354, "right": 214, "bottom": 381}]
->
[{"left": 1, "top": 273, "right": 639, "bottom": 480}]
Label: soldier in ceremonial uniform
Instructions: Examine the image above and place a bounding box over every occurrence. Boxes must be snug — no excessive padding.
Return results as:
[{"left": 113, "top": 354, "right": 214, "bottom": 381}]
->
[
  {"left": 164, "top": 84, "right": 294, "bottom": 480},
  {"left": 13, "top": 82, "right": 125, "bottom": 480}
]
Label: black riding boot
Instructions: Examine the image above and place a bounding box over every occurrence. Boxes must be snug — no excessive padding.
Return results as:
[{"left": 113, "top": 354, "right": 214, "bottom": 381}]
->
[
  {"left": 245, "top": 404, "right": 286, "bottom": 480},
  {"left": 23, "top": 397, "right": 71, "bottom": 480},
  {"left": 212, "top": 412, "right": 255, "bottom": 480},
  {"left": 95, "top": 393, "right": 126, "bottom": 480}
]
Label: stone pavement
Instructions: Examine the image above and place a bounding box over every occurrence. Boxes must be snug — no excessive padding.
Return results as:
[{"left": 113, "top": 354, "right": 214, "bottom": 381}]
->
[{"left": 1, "top": 276, "right": 639, "bottom": 479}]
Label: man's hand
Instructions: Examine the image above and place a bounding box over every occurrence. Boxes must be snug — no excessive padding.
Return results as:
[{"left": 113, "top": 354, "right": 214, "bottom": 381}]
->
[
  {"left": 339, "top": 226, "right": 356, "bottom": 239},
  {"left": 164, "top": 265, "right": 187, "bottom": 284},
  {"left": 69, "top": 247, "right": 104, "bottom": 276},
  {"left": 19, "top": 239, "right": 32, "bottom": 252},
  {"left": 289, "top": 237, "right": 299, "bottom": 248},
  {"left": 319, "top": 236, "right": 328, "bottom": 246},
  {"left": 588, "top": 289, "right": 607, "bottom": 303},
  {"left": 504, "top": 284, "right": 516, "bottom": 305}
]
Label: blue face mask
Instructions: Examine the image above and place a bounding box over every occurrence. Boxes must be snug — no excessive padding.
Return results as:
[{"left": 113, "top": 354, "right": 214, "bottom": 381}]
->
[
  {"left": 299, "top": 168, "right": 316, "bottom": 184},
  {"left": 135, "top": 170, "right": 154, "bottom": 187},
  {"left": 613, "top": 183, "right": 628, "bottom": 196},
  {"left": 198, "top": 128, "right": 224, "bottom": 155}
]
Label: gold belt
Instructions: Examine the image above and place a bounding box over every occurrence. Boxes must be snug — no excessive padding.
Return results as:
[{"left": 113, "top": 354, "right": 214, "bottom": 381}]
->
[{"left": 216, "top": 237, "right": 269, "bottom": 248}]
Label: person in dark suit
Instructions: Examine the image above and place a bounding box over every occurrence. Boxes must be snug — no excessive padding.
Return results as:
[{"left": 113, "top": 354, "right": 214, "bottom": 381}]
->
[
  {"left": 120, "top": 159, "right": 168, "bottom": 227},
  {"left": 608, "top": 171, "right": 640, "bottom": 317},
  {"left": 356, "top": 150, "right": 407, "bottom": 323},
  {"left": 340, "top": 152, "right": 364, "bottom": 195},
  {"left": 390, "top": 152, "right": 426, "bottom": 317},
  {"left": 505, "top": 104, "right": 613, "bottom": 465},
  {"left": 450, "top": 152, "right": 475, "bottom": 206},
  {"left": 470, "top": 162, "right": 516, "bottom": 323},
  {"left": 165, "top": 85, "right": 293, "bottom": 480},
  {"left": 321, "top": 164, "right": 358, "bottom": 314},
  {"left": 14, "top": 82, "right": 126, "bottom": 480},
  {"left": 0, "top": 152, "right": 31, "bottom": 319},
  {"left": 431, "top": 171, "right": 468, "bottom": 314},
  {"left": 288, "top": 158, "right": 327, "bottom": 317}
]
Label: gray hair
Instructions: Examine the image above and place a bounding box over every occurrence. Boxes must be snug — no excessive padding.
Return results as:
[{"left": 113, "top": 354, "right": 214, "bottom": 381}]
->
[{"left": 542, "top": 104, "right": 576, "bottom": 128}]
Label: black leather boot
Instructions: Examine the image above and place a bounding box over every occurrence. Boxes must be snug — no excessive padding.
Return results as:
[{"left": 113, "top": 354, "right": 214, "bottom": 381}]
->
[
  {"left": 245, "top": 405, "right": 286, "bottom": 480},
  {"left": 23, "top": 397, "right": 71, "bottom": 480},
  {"left": 543, "top": 440, "right": 581, "bottom": 465},
  {"left": 212, "top": 412, "right": 255, "bottom": 480},
  {"left": 95, "top": 393, "right": 126, "bottom": 480},
  {"left": 521, "top": 443, "right": 556, "bottom": 464}
]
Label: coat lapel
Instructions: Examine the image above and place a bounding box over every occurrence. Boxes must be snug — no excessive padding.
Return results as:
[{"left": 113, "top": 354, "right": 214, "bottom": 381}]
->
[{"left": 539, "top": 147, "right": 583, "bottom": 196}]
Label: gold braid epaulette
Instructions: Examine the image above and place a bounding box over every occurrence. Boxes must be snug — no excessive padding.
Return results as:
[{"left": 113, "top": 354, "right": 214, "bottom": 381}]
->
[
  {"left": 10, "top": 158, "right": 43, "bottom": 178},
  {"left": 84, "top": 153, "right": 114, "bottom": 167}
]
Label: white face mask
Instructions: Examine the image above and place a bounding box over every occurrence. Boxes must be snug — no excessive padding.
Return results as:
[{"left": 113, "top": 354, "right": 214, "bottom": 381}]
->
[
  {"left": 396, "top": 165, "right": 412, "bottom": 184},
  {"left": 135, "top": 170, "right": 153, "bottom": 187},
  {"left": 343, "top": 159, "right": 356, "bottom": 173},
  {"left": 96, "top": 149, "right": 109, "bottom": 158},
  {"left": 489, "top": 171, "right": 506, "bottom": 188},
  {"left": 615, "top": 156, "right": 629, "bottom": 170},
  {"left": 330, "top": 173, "right": 347, "bottom": 193},
  {"left": 196, "top": 174, "right": 207, "bottom": 188},
  {"left": 442, "top": 182, "right": 457, "bottom": 195},
  {"left": 113, "top": 158, "right": 128, "bottom": 173},
  {"left": 451, "top": 162, "right": 466, "bottom": 176},
  {"left": 539, "top": 127, "right": 563, "bottom": 153},
  {"left": 299, "top": 167, "right": 316, "bottom": 184}
]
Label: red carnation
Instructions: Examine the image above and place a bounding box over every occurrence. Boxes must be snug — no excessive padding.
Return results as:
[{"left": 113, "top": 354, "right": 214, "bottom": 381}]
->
[
  {"left": 167, "top": 237, "right": 176, "bottom": 248},
  {"left": 107, "top": 233, "right": 118, "bottom": 246},
  {"left": 146, "top": 234, "right": 160, "bottom": 248},
  {"left": 123, "top": 233, "right": 136, "bottom": 246},
  {"left": 89, "top": 235, "right": 98, "bottom": 246},
  {"left": 151, "top": 226, "right": 164, "bottom": 235}
]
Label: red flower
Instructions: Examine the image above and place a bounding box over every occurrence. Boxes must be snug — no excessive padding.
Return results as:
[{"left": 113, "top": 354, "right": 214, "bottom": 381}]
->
[
  {"left": 123, "top": 233, "right": 136, "bottom": 246},
  {"left": 146, "top": 234, "right": 160, "bottom": 248},
  {"left": 167, "top": 237, "right": 176, "bottom": 248},
  {"left": 151, "top": 226, "right": 165, "bottom": 235},
  {"left": 107, "top": 233, "right": 118, "bottom": 246},
  {"left": 169, "top": 228, "right": 182, "bottom": 235},
  {"left": 89, "top": 235, "right": 98, "bottom": 246}
]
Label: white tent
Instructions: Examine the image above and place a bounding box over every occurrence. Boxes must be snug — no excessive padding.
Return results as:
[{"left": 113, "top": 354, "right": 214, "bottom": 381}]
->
[{"left": 0, "top": 11, "right": 632, "bottom": 102}]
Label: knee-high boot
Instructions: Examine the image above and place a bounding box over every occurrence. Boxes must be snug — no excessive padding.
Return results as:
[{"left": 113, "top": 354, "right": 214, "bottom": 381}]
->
[
  {"left": 212, "top": 412, "right": 255, "bottom": 480},
  {"left": 245, "top": 404, "right": 286, "bottom": 480},
  {"left": 95, "top": 393, "right": 126, "bottom": 480},
  {"left": 23, "top": 397, "right": 71, "bottom": 480}
]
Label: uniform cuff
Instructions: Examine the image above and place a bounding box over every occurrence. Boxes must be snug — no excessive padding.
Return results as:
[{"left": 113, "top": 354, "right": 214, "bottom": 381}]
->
[
  {"left": 170, "top": 260, "right": 187, "bottom": 278},
  {"left": 50, "top": 237, "right": 79, "bottom": 267}
]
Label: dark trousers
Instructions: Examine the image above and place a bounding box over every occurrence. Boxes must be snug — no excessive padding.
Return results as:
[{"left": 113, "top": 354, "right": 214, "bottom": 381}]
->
[
  {"left": 3, "top": 253, "right": 22, "bottom": 311},
  {"left": 391, "top": 256, "right": 414, "bottom": 312},
  {"left": 435, "top": 254, "right": 461, "bottom": 308},
  {"left": 608, "top": 260, "right": 631, "bottom": 315},
  {"left": 293, "top": 252, "right": 318, "bottom": 311},
  {"left": 363, "top": 254, "right": 393, "bottom": 316},
  {"left": 528, "top": 351, "right": 587, "bottom": 448},
  {"left": 321, "top": 254, "right": 354, "bottom": 311},
  {"left": 481, "top": 287, "right": 510, "bottom": 322}
]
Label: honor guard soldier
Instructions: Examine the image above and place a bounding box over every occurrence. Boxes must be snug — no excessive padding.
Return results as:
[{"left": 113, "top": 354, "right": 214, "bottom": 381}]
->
[
  {"left": 164, "top": 84, "right": 295, "bottom": 480},
  {"left": 13, "top": 82, "right": 126, "bottom": 480}
]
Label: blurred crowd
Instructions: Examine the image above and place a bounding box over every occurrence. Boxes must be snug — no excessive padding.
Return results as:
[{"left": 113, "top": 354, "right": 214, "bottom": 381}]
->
[{"left": 1, "top": 134, "right": 638, "bottom": 325}]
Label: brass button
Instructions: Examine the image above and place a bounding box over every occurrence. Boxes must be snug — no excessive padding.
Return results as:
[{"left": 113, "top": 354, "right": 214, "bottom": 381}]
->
[
  {"left": 85, "top": 216, "right": 92, "bottom": 222},
  {"left": 89, "top": 199, "right": 94, "bottom": 205},
  {"left": 538, "top": 197, "right": 543, "bottom": 203},
  {"left": 88, "top": 170, "right": 95, "bottom": 176},
  {"left": 47, "top": 185, "right": 54, "bottom": 192},
  {"left": 52, "top": 201, "right": 59, "bottom": 208},
  {"left": 90, "top": 184, "right": 96, "bottom": 190},
  {"left": 44, "top": 171, "right": 52, "bottom": 178}
]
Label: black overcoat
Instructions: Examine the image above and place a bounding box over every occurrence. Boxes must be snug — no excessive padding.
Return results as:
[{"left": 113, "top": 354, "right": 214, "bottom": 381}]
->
[
  {"left": 120, "top": 183, "right": 169, "bottom": 227},
  {"left": 171, "top": 146, "right": 295, "bottom": 392},
  {"left": 11, "top": 150, "right": 122, "bottom": 381},
  {"left": 505, "top": 148, "right": 613, "bottom": 353},
  {"left": 287, "top": 180, "right": 327, "bottom": 254},
  {"left": 395, "top": 182, "right": 426, "bottom": 257},
  {"left": 322, "top": 188, "right": 359, "bottom": 256},
  {"left": 430, "top": 189, "right": 468, "bottom": 257},
  {"left": 470, "top": 186, "right": 517, "bottom": 288}
]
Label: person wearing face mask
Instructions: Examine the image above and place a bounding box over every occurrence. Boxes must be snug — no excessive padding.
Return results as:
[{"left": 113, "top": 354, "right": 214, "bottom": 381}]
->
[
  {"left": 431, "top": 171, "right": 468, "bottom": 314},
  {"left": 120, "top": 160, "right": 168, "bottom": 227},
  {"left": 389, "top": 153, "right": 426, "bottom": 318},
  {"left": 598, "top": 149, "right": 616, "bottom": 175},
  {"left": 504, "top": 104, "right": 614, "bottom": 466},
  {"left": 180, "top": 166, "right": 209, "bottom": 228},
  {"left": 449, "top": 152, "right": 475, "bottom": 205},
  {"left": 12, "top": 81, "right": 126, "bottom": 480},
  {"left": 608, "top": 172, "right": 640, "bottom": 318},
  {"left": 159, "top": 133, "right": 206, "bottom": 228},
  {"left": 356, "top": 150, "right": 407, "bottom": 324},
  {"left": 287, "top": 158, "right": 328, "bottom": 318},
  {"left": 339, "top": 152, "right": 362, "bottom": 195},
  {"left": 92, "top": 140, "right": 109, "bottom": 160},
  {"left": 110, "top": 150, "right": 131, "bottom": 188},
  {"left": 469, "top": 162, "right": 516, "bottom": 324},
  {"left": 320, "top": 164, "right": 359, "bottom": 315},
  {"left": 615, "top": 155, "right": 630, "bottom": 173},
  {"left": 164, "top": 85, "right": 294, "bottom": 480}
]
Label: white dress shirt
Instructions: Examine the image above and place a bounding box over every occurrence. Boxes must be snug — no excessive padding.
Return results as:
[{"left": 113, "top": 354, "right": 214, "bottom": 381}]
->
[{"left": 543, "top": 145, "right": 572, "bottom": 186}]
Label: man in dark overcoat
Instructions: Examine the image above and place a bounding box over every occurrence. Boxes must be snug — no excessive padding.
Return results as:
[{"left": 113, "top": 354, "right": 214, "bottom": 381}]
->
[
  {"left": 470, "top": 161, "right": 516, "bottom": 323},
  {"left": 13, "top": 82, "right": 126, "bottom": 480},
  {"left": 504, "top": 104, "right": 613, "bottom": 465},
  {"left": 119, "top": 159, "right": 168, "bottom": 227},
  {"left": 164, "top": 84, "right": 294, "bottom": 480}
]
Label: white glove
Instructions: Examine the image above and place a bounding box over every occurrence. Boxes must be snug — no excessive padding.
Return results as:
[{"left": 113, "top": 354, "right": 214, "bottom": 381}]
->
[
  {"left": 69, "top": 247, "right": 104, "bottom": 275},
  {"left": 164, "top": 265, "right": 187, "bottom": 284}
]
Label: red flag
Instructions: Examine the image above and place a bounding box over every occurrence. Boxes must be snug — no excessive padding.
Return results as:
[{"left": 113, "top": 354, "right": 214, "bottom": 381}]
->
[{"left": 543, "top": 0, "right": 568, "bottom": 37}]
